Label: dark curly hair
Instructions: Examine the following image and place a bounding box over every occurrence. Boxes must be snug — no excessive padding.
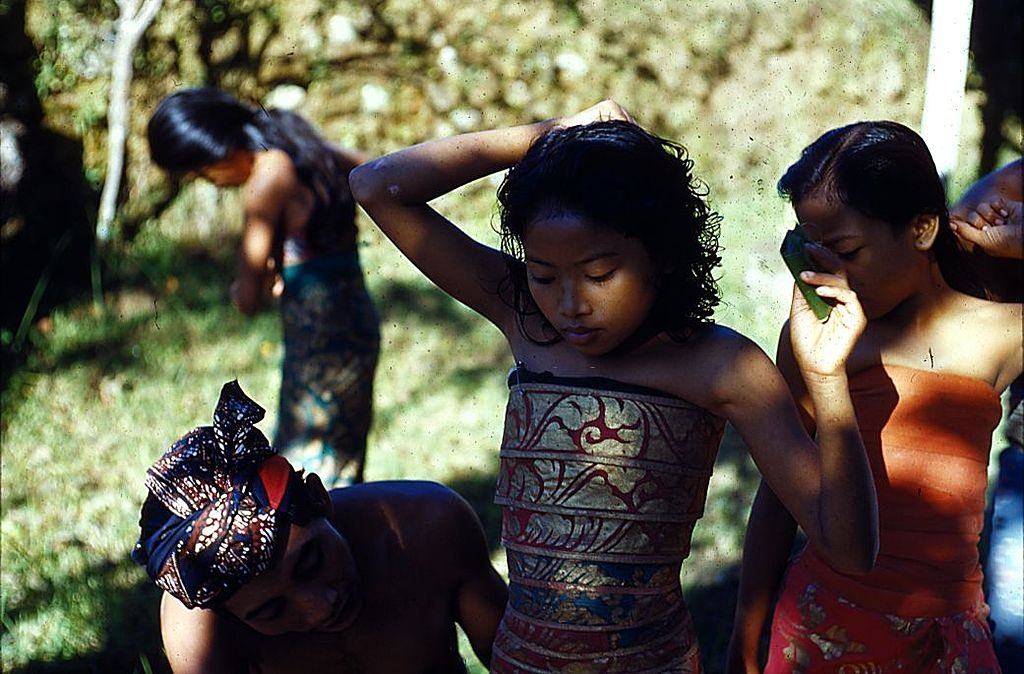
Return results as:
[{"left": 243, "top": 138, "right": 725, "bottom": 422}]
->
[{"left": 495, "top": 120, "right": 722, "bottom": 344}]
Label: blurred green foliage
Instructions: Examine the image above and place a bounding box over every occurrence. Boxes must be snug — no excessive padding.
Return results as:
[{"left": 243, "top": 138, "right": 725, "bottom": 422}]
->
[{"left": 27, "top": 0, "right": 952, "bottom": 237}]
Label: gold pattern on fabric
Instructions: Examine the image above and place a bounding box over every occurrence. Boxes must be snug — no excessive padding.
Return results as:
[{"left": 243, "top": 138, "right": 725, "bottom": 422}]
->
[{"left": 492, "top": 379, "right": 725, "bottom": 673}]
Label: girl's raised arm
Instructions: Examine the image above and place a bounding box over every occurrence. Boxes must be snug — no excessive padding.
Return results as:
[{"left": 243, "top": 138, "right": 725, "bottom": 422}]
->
[
  {"left": 712, "top": 261, "right": 878, "bottom": 577},
  {"left": 350, "top": 120, "right": 557, "bottom": 330},
  {"left": 725, "top": 329, "right": 813, "bottom": 674},
  {"left": 350, "top": 100, "right": 632, "bottom": 331}
]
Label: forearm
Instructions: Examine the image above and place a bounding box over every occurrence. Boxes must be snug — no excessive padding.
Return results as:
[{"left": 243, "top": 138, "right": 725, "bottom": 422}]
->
[
  {"left": 805, "top": 373, "right": 878, "bottom": 574},
  {"left": 726, "top": 482, "right": 797, "bottom": 673},
  {"left": 232, "top": 255, "right": 271, "bottom": 316},
  {"left": 351, "top": 120, "right": 557, "bottom": 206},
  {"left": 230, "top": 274, "right": 265, "bottom": 316},
  {"left": 234, "top": 204, "right": 277, "bottom": 315},
  {"left": 458, "top": 567, "right": 508, "bottom": 667}
]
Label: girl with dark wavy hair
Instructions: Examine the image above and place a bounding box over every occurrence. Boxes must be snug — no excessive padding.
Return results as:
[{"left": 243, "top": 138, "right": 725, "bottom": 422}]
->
[
  {"left": 147, "top": 87, "right": 380, "bottom": 487},
  {"left": 727, "top": 123, "right": 1021, "bottom": 674},
  {"left": 352, "top": 100, "right": 880, "bottom": 672}
]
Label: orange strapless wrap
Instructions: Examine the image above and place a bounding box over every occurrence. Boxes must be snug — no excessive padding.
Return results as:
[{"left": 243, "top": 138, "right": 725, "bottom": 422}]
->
[{"left": 804, "top": 363, "right": 1002, "bottom": 617}]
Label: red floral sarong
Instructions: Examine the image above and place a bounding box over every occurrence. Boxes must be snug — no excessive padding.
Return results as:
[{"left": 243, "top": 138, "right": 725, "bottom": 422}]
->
[{"left": 765, "top": 553, "right": 1001, "bottom": 674}]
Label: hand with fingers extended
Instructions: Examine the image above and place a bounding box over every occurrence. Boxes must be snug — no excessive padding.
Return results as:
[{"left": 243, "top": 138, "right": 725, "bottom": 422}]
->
[
  {"left": 950, "top": 197, "right": 1023, "bottom": 259},
  {"left": 558, "top": 100, "right": 636, "bottom": 129},
  {"left": 788, "top": 242, "right": 867, "bottom": 378}
]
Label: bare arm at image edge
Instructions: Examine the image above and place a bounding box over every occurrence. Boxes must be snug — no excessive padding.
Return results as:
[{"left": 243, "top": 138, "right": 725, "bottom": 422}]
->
[
  {"left": 950, "top": 159, "right": 1023, "bottom": 260},
  {"left": 161, "top": 593, "right": 247, "bottom": 674}
]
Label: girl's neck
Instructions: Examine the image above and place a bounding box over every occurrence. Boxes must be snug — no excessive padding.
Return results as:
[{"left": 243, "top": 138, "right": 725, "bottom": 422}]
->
[{"left": 880, "top": 261, "right": 959, "bottom": 328}]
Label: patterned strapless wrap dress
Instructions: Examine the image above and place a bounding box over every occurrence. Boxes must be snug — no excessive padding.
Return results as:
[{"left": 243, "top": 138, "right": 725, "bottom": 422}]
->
[
  {"left": 276, "top": 241, "right": 380, "bottom": 488},
  {"left": 492, "top": 367, "right": 726, "bottom": 673}
]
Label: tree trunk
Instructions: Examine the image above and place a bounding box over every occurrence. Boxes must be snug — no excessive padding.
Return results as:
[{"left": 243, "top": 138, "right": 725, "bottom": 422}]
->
[{"left": 96, "top": 0, "right": 163, "bottom": 243}]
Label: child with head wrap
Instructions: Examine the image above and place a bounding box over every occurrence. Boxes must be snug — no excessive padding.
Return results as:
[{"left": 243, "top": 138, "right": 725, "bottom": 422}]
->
[{"left": 133, "top": 381, "right": 507, "bottom": 673}]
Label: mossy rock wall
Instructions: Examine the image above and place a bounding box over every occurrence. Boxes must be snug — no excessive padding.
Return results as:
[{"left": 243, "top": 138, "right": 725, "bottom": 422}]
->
[{"left": 26, "top": 0, "right": 934, "bottom": 236}]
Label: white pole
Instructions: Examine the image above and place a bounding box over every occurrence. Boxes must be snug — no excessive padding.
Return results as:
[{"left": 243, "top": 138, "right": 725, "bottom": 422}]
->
[
  {"left": 920, "top": 0, "right": 974, "bottom": 183},
  {"left": 96, "top": 0, "right": 164, "bottom": 243}
]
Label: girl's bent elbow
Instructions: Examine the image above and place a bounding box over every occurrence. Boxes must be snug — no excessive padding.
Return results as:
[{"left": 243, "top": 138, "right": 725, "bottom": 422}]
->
[{"left": 349, "top": 163, "right": 382, "bottom": 205}]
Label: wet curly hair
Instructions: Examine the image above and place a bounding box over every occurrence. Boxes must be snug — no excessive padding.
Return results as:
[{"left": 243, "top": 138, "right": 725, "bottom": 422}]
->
[{"left": 496, "top": 120, "right": 722, "bottom": 344}]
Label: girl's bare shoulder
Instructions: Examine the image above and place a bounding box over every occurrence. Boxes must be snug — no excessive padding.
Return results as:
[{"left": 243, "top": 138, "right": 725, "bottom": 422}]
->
[
  {"left": 672, "top": 323, "right": 768, "bottom": 366},
  {"left": 947, "top": 292, "right": 1021, "bottom": 340},
  {"left": 935, "top": 293, "right": 1022, "bottom": 388},
  {"left": 643, "top": 324, "right": 776, "bottom": 408},
  {"left": 247, "top": 150, "right": 301, "bottom": 195}
]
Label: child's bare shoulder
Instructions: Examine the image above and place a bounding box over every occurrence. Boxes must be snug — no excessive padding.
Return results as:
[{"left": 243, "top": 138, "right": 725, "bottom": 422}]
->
[
  {"left": 247, "top": 149, "right": 301, "bottom": 195},
  {"left": 332, "top": 480, "right": 466, "bottom": 516},
  {"left": 934, "top": 294, "right": 1021, "bottom": 384},
  {"left": 340, "top": 482, "right": 488, "bottom": 580},
  {"left": 333, "top": 482, "right": 480, "bottom": 546},
  {"left": 677, "top": 324, "right": 768, "bottom": 365},
  {"left": 650, "top": 325, "right": 775, "bottom": 408},
  {"left": 948, "top": 293, "right": 1021, "bottom": 340}
]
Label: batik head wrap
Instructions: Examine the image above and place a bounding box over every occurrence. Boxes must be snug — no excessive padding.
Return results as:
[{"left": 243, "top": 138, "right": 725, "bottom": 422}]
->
[{"left": 131, "top": 380, "right": 311, "bottom": 609}]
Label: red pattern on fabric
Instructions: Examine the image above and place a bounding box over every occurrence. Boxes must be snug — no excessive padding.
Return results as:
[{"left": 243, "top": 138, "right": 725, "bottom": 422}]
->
[
  {"left": 491, "top": 377, "right": 725, "bottom": 673},
  {"left": 259, "top": 455, "right": 292, "bottom": 509},
  {"left": 766, "top": 553, "right": 1001, "bottom": 674}
]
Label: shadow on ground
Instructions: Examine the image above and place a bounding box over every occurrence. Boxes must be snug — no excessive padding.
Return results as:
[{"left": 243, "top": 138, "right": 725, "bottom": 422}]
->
[{"left": 5, "top": 558, "right": 169, "bottom": 674}]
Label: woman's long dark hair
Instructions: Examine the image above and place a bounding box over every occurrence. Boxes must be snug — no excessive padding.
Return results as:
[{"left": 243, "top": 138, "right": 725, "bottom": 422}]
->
[
  {"left": 496, "top": 120, "right": 722, "bottom": 344},
  {"left": 778, "top": 121, "right": 977, "bottom": 293},
  {"left": 147, "top": 87, "right": 355, "bottom": 252}
]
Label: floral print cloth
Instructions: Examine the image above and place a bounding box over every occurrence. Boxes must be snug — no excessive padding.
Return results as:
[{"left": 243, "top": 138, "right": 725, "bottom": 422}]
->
[{"left": 766, "top": 552, "right": 1001, "bottom": 674}]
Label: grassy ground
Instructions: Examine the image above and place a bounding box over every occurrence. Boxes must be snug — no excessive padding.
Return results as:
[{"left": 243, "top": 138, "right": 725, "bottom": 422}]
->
[
  {"left": 3, "top": 146, "right": 1016, "bottom": 673},
  {"left": 4, "top": 167, "right": 1017, "bottom": 670},
  {"left": 5, "top": 163, "right": 1013, "bottom": 672}
]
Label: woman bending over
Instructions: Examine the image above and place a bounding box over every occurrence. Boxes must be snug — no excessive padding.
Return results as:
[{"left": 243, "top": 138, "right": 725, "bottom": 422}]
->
[{"left": 148, "top": 88, "right": 380, "bottom": 486}]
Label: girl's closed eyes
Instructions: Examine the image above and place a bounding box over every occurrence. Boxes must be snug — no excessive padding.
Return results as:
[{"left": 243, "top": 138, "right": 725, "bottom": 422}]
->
[
  {"left": 584, "top": 268, "right": 617, "bottom": 283},
  {"left": 528, "top": 270, "right": 618, "bottom": 285}
]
